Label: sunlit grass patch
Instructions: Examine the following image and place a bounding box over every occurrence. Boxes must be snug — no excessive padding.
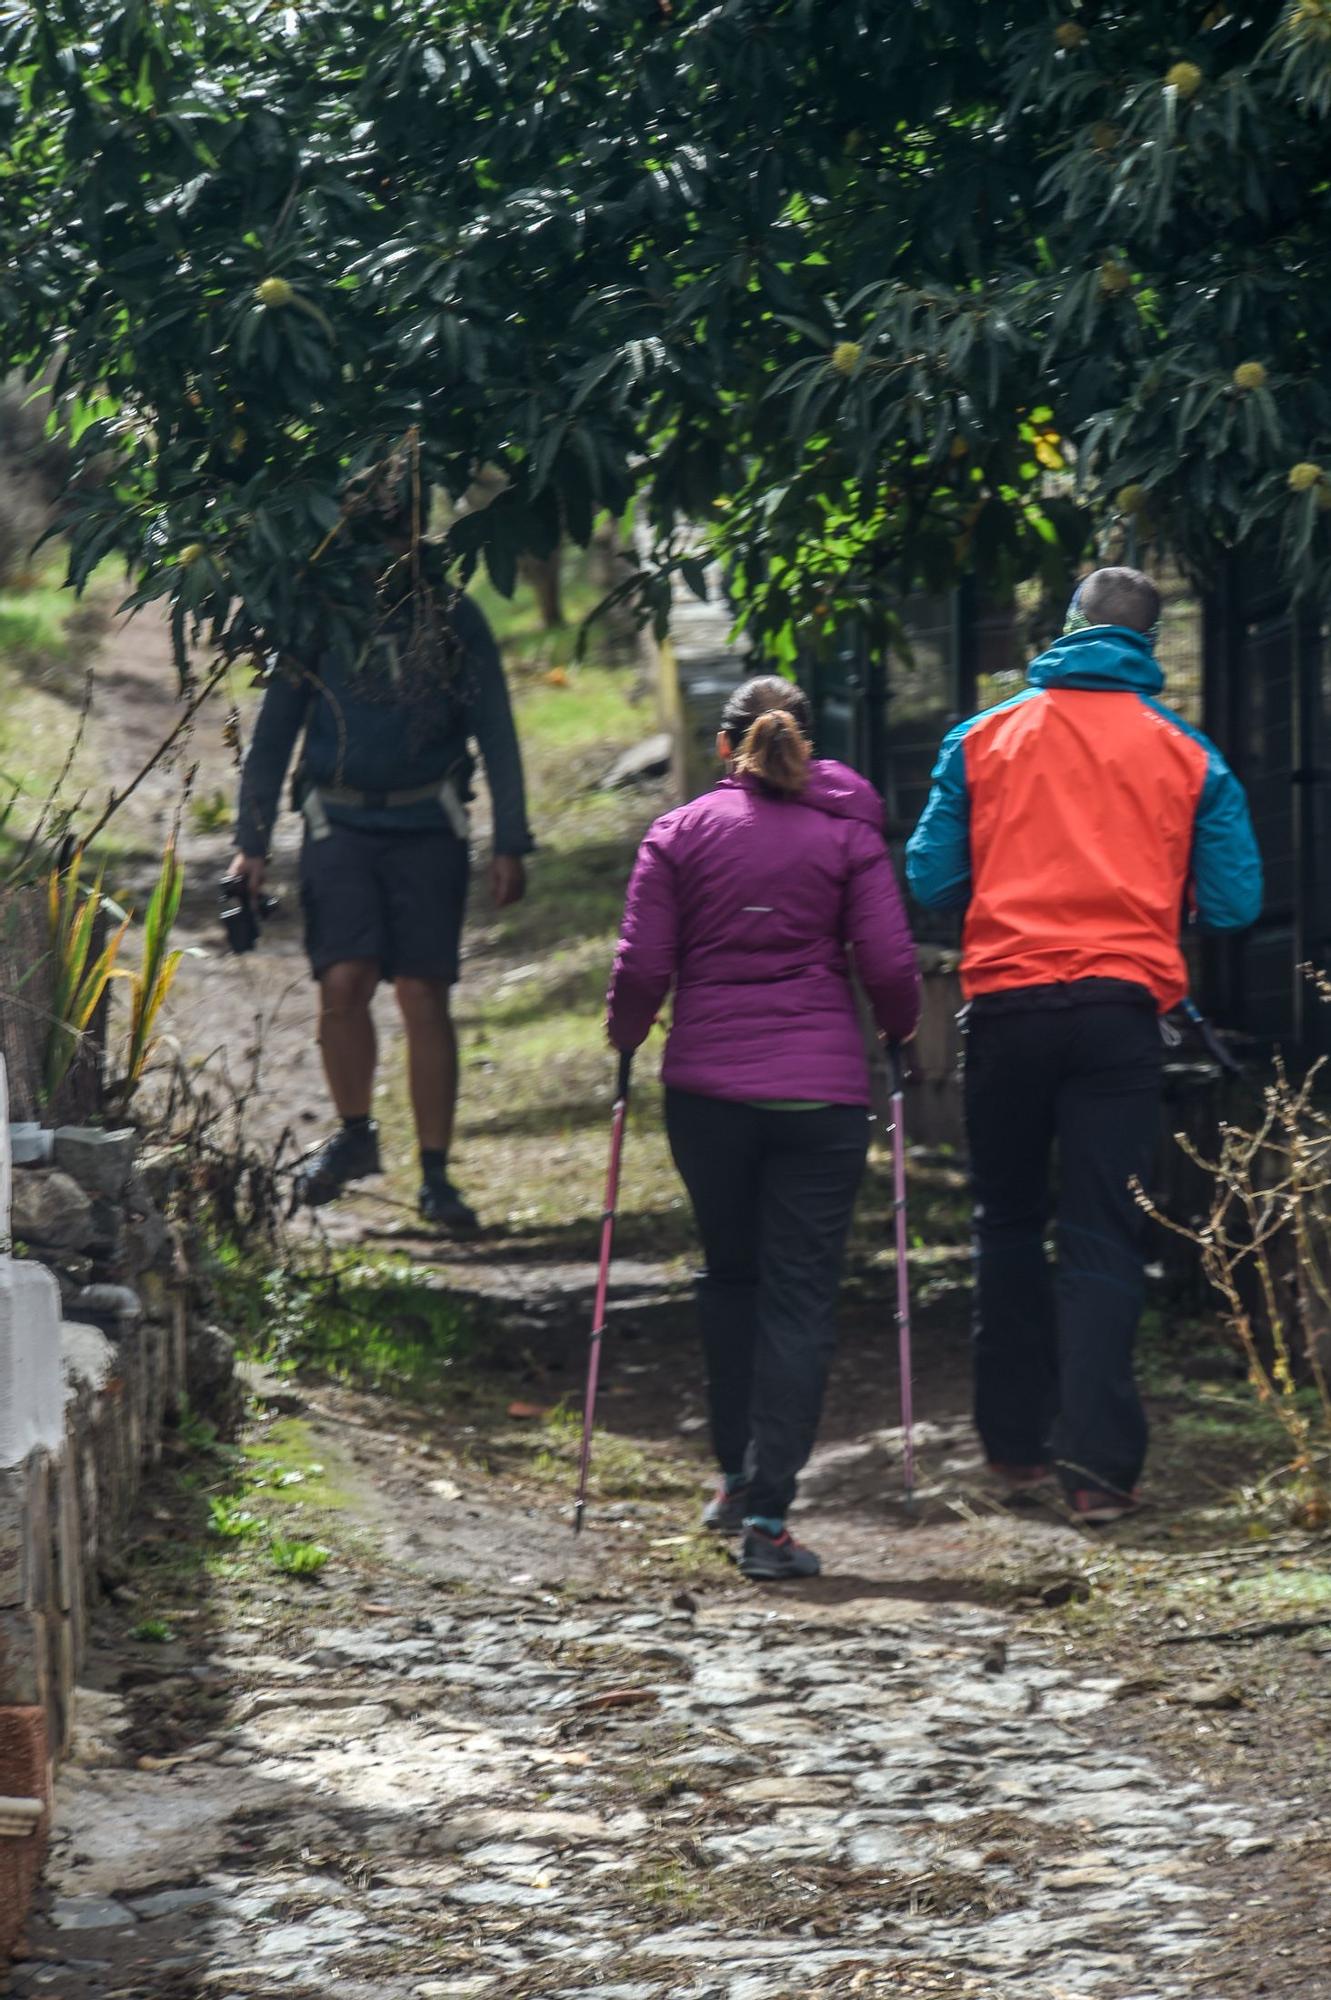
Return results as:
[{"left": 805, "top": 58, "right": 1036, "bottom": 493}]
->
[
  {"left": 527, "top": 1401, "right": 696, "bottom": 1502},
  {"left": 211, "top": 1238, "right": 474, "bottom": 1398}
]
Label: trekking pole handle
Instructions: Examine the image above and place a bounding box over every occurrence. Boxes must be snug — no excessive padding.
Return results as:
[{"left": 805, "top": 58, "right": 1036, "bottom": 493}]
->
[
  {"left": 616, "top": 1048, "right": 633, "bottom": 1103},
  {"left": 887, "top": 1041, "right": 907, "bottom": 1095}
]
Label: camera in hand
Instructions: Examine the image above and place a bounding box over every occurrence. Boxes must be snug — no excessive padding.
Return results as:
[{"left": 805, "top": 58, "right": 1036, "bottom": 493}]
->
[{"left": 219, "top": 873, "right": 278, "bottom": 955}]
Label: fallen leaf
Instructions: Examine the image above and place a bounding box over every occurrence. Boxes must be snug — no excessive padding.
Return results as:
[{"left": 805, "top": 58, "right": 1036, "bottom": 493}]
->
[
  {"left": 507, "top": 1401, "right": 549, "bottom": 1420},
  {"left": 576, "top": 1687, "right": 659, "bottom": 1714},
  {"left": 1172, "top": 1681, "right": 1245, "bottom": 1712}
]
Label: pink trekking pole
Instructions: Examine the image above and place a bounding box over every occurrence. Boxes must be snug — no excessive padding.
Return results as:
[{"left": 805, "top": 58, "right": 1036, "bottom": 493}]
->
[
  {"left": 573, "top": 1049, "right": 633, "bottom": 1534},
  {"left": 888, "top": 1044, "right": 916, "bottom": 1507}
]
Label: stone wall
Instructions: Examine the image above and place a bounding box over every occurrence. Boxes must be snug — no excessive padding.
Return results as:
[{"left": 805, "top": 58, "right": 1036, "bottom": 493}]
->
[{"left": 0, "top": 1057, "right": 235, "bottom": 1959}]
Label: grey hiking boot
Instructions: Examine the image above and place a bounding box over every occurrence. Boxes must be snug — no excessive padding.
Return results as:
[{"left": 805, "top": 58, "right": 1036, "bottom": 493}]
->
[
  {"left": 701, "top": 1480, "right": 751, "bottom": 1535},
  {"left": 738, "top": 1524, "right": 822, "bottom": 1581},
  {"left": 296, "top": 1122, "right": 381, "bottom": 1207},
  {"left": 419, "top": 1171, "right": 480, "bottom": 1235}
]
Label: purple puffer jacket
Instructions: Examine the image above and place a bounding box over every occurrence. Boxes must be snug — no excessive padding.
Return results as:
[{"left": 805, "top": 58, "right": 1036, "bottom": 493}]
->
[{"left": 607, "top": 761, "right": 920, "bottom": 1104}]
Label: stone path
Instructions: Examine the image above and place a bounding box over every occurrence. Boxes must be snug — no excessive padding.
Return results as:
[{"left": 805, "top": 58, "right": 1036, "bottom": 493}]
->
[{"left": 8, "top": 1390, "right": 1301, "bottom": 2000}]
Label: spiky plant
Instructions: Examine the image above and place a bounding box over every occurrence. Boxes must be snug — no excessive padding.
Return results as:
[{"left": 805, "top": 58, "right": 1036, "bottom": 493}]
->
[
  {"left": 42, "top": 849, "right": 129, "bottom": 1104},
  {"left": 118, "top": 836, "right": 185, "bottom": 1101}
]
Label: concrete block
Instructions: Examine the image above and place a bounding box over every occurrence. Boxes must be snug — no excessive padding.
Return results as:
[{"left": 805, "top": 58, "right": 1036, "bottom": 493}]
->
[
  {"left": 0, "top": 1054, "right": 9, "bottom": 1244},
  {"left": 9, "top": 1172, "right": 95, "bottom": 1254},
  {"left": 187, "top": 1321, "right": 243, "bottom": 1438},
  {"left": 60, "top": 1321, "right": 116, "bottom": 1407},
  {"left": 0, "top": 1466, "right": 28, "bottom": 1610},
  {"left": 166, "top": 1287, "right": 189, "bottom": 1417},
  {"left": 75, "top": 1437, "right": 100, "bottom": 1585},
  {"left": 52, "top": 1127, "right": 136, "bottom": 1201},
  {"left": 66, "top": 1282, "right": 143, "bottom": 1338},
  {"left": 7, "top": 1126, "right": 53, "bottom": 1168},
  {"left": 137, "top": 1267, "right": 173, "bottom": 1327},
  {"left": 0, "top": 1262, "right": 65, "bottom": 1471},
  {"left": 21, "top": 1459, "right": 51, "bottom": 1617},
  {"left": 86, "top": 1196, "right": 128, "bottom": 1264},
  {"left": 46, "top": 1609, "right": 74, "bottom": 1758},
  {"left": 0, "top": 1609, "right": 48, "bottom": 1710},
  {"left": 142, "top": 1318, "right": 166, "bottom": 1465}
]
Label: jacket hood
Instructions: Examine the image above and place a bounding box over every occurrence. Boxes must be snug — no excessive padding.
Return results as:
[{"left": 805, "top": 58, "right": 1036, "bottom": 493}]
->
[
  {"left": 1027, "top": 625, "right": 1164, "bottom": 695},
  {"left": 724, "top": 758, "right": 885, "bottom": 828}
]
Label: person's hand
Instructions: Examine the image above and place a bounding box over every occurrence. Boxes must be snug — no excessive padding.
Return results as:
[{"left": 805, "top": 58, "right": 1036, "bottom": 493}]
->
[
  {"left": 490, "top": 855, "right": 526, "bottom": 909},
  {"left": 227, "top": 853, "right": 267, "bottom": 898}
]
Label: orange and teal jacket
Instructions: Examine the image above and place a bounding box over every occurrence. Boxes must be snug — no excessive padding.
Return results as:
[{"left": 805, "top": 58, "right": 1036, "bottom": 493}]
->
[{"left": 905, "top": 625, "right": 1263, "bottom": 1012}]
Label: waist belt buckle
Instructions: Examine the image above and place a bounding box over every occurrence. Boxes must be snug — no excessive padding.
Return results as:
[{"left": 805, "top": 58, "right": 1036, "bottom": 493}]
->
[
  {"left": 439, "top": 779, "right": 470, "bottom": 842},
  {"left": 301, "top": 789, "right": 331, "bottom": 840}
]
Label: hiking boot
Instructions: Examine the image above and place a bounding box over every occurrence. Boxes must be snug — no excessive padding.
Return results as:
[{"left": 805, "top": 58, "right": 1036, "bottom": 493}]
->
[
  {"left": 419, "top": 1171, "right": 480, "bottom": 1235},
  {"left": 990, "top": 1461, "right": 1054, "bottom": 1502},
  {"left": 738, "top": 1524, "right": 822, "bottom": 1581},
  {"left": 1069, "top": 1486, "right": 1140, "bottom": 1526},
  {"left": 701, "top": 1480, "right": 751, "bottom": 1535},
  {"left": 296, "top": 1122, "right": 381, "bottom": 1207}
]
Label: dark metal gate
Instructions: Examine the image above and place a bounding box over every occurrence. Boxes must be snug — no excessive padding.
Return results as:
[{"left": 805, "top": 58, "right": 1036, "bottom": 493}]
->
[{"left": 1202, "top": 554, "right": 1331, "bottom": 1055}]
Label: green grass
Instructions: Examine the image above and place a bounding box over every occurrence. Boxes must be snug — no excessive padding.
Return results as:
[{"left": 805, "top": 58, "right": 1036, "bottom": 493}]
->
[
  {"left": 208, "top": 1495, "right": 264, "bottom": 1540},
  {"left": 0, "top": 566, "right": 76, "bottom": 661},
  {"left": 0, "top": 554, "right": 124, "bottom": 866},
  {"left": 210, "top": 1238, "right": 474, "bottom": 1397},
  {"left": 241, "top": 1416, "right": 353, "bottom": 1510},
  {"left": 467, "top": 548, "right": 622, "bottom": 675},
  {"left": 269, "top": 1536, "right": 331, "bottom": 1578},
  {"left": 529, "top": 1402, "right": 697, "bottom": 1502},
  {"left": 129, "top": 1617, "right": 175, "bottom": 1644}
]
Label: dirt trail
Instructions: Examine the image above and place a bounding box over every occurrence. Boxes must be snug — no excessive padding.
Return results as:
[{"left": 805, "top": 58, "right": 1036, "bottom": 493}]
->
[
  {"left": 10, "top": 611, "right": 1330, "bottom": 1999},
  {"left": 12, "top": 1349, "right": 1331, "bottom": 2000}
]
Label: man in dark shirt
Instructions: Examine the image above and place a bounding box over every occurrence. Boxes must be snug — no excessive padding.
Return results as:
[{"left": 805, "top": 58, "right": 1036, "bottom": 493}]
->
[{"left": 229, "top": 507, "right": 532, "bottom": 1231}]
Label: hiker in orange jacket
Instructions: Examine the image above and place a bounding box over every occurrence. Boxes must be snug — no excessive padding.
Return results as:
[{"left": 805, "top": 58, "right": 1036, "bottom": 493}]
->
[{"left": 907, "top": 566, "right": 1262, "bottom": 1523}]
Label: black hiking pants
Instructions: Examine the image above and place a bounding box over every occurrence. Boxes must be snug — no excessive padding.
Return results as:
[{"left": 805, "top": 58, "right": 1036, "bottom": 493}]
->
[
  {"left": 964, "top": 989, "right": 1162, "bottom": 1499},
  {"left": 665, "top": 1090, "right": 870, "bottom": 1520}
]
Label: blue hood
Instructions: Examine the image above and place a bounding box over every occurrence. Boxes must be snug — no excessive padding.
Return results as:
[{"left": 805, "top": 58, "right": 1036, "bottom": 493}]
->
[{"left": 1027, "top": 625, "right": 1164, "bottom": 695}]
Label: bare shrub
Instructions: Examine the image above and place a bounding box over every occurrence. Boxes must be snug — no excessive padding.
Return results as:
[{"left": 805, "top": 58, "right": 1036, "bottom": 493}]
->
[{"left": 1138, "top": 1029, "right": 1331, "bottom": 1527}]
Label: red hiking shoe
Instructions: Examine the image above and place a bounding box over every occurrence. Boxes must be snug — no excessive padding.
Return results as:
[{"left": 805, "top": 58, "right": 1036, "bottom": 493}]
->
[
  {"left": 989, "top": 1461, "right": 1054, "bottom": 1499},
  {"left": 1069, "top": 1486, "right": 1140, "bottom": 1526}
]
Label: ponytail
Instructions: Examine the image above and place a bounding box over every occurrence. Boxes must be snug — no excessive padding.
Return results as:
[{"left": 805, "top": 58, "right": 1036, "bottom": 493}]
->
[{"left": 733, "top": 708, "right": 812, "bottom": 798}]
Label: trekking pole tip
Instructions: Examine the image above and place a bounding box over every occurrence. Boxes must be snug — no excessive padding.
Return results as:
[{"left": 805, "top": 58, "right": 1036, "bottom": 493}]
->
[{"left": 572, "top": 1500, "right": 585, "bottom": 1536}]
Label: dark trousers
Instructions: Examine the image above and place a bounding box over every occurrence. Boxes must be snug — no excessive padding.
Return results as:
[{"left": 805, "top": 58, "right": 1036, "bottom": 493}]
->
[
  {"left": 964, "top": 998, "right": 1162, "bottom": 1498},
  {"left": 665, "top": 1090, "right": 870, "bottom": 1520}
]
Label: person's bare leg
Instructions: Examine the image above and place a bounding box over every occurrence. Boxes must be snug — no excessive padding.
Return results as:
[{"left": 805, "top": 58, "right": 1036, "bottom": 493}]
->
[
  {"left": 318, "top": 959, "right": 381, "bottom": 1116},
  {"left": 394, "top": 976, "right": 458, "bottom": 1155}
]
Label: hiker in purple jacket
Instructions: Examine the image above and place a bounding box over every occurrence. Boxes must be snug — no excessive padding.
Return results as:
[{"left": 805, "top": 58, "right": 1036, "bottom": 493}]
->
[{"left": 607, "top": 676, "right": 920, "bottom": 1581}]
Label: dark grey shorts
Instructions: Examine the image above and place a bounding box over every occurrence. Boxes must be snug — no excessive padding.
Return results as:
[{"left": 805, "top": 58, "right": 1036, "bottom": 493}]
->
[{"left": 299, "top": 822, "right": 470, "bottom": 984}]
